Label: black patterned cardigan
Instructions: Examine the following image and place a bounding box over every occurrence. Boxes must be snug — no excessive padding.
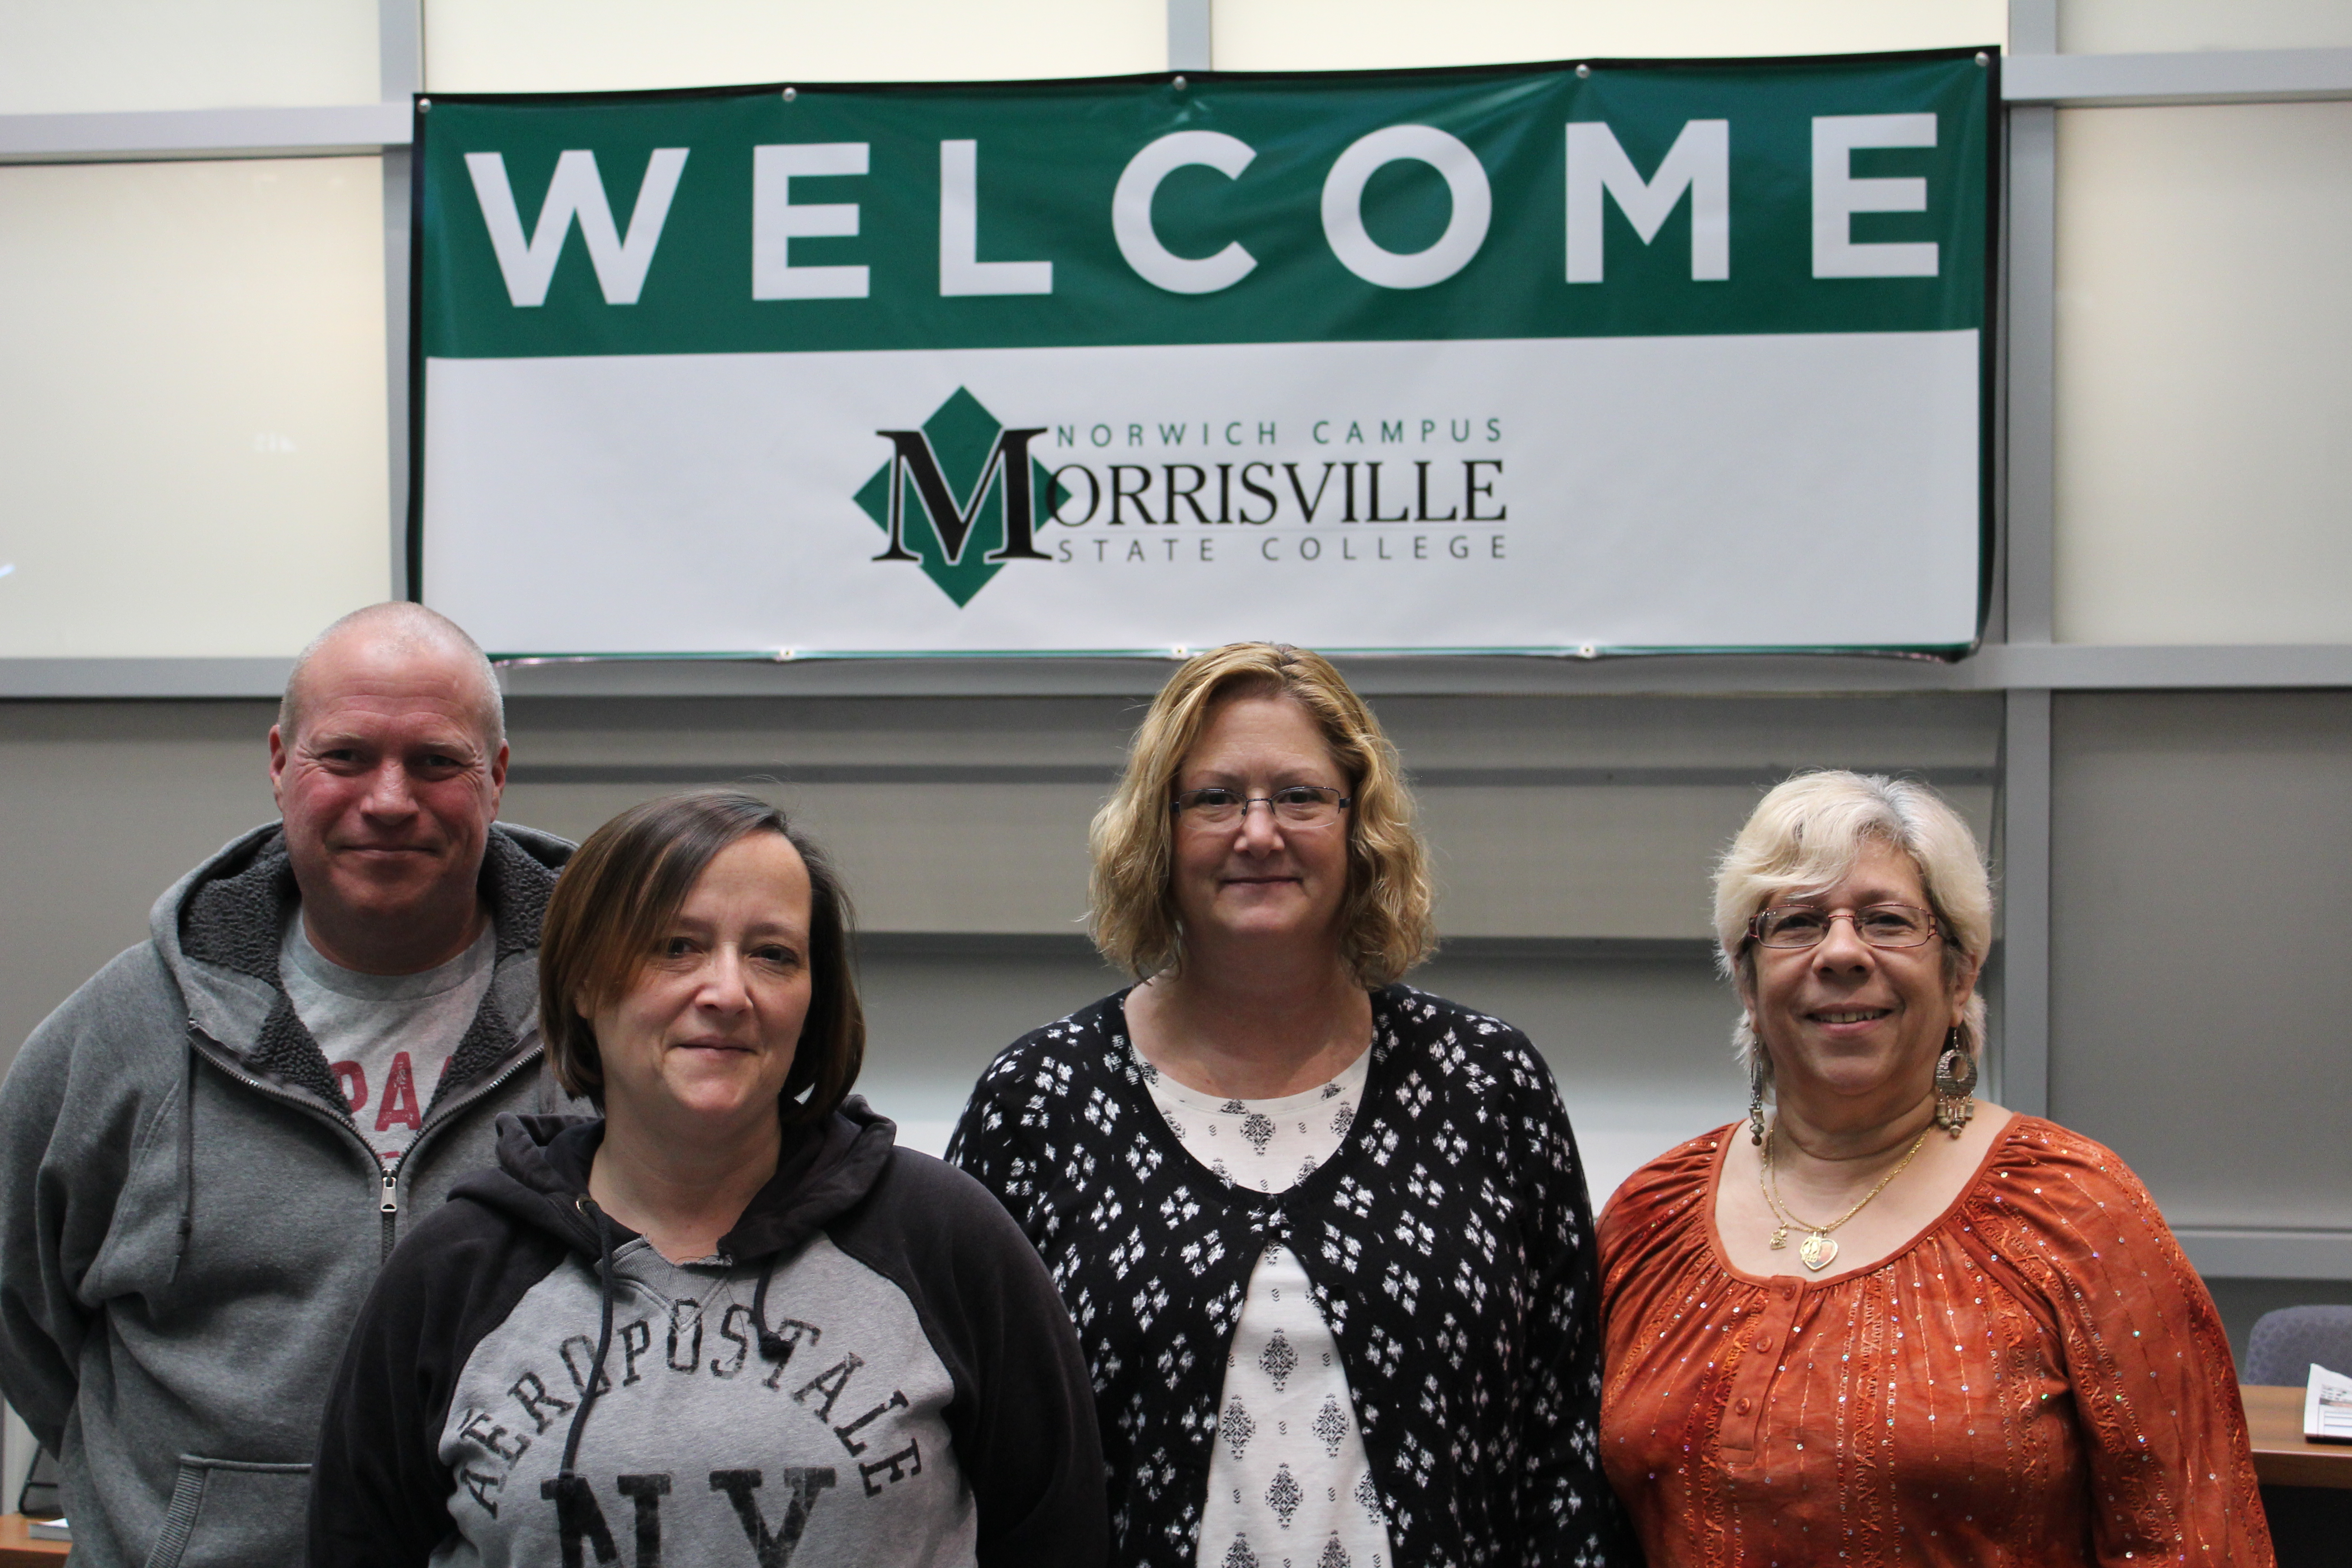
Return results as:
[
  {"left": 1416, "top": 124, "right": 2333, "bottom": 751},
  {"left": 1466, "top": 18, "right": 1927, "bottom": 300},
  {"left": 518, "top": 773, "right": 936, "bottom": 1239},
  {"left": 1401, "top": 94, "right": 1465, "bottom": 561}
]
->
[{"left": 946, "top": 984, "right": 1640, "bottom": 1568}]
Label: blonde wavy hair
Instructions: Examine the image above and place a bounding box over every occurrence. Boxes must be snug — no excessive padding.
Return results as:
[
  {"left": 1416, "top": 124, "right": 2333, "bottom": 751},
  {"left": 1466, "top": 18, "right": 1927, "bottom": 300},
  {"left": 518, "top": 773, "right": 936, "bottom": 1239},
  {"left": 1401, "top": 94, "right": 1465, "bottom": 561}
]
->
[
  {"left": 1713, "top": 770, "right": 1993, "bottom": 1085},
  {"left": 1089, "top": 643, "right": 1435, "bottom": 986}
]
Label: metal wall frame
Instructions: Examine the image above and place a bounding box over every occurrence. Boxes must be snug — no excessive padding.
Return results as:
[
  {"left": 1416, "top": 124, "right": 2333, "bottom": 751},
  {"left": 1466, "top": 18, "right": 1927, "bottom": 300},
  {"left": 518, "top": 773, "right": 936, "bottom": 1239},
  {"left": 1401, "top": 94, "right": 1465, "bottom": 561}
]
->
[
  {"left": 2000, "top": 0, "right": 2058, "bottom": 1123},
  {"left": 0, "top": 0, "right": 2347, "bottom": 1275}
]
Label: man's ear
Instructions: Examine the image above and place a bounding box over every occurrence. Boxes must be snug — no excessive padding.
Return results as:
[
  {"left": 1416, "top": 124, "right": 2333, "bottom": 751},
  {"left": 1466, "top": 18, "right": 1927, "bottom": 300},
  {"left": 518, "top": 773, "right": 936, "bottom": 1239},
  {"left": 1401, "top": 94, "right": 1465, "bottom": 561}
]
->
[
  {"left": 486, "top": 740, "right": 510, "bottom": 813},
  {"left": 268, "top": 724, "right": 290, "bottom": 811}
]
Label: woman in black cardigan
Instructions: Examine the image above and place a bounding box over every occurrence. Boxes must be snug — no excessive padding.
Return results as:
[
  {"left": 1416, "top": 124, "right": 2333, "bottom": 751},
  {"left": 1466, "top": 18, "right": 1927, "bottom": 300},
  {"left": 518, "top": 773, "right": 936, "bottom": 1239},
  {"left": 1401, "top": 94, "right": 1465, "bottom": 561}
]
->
[{"left": 949, "top": 643, "right": 1636, "bottom": 1568}]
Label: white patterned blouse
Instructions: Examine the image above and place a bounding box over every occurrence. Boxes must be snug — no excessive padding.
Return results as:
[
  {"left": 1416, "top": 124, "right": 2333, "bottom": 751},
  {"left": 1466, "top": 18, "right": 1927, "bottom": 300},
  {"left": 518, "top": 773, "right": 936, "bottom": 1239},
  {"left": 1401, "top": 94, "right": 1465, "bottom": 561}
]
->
[{"left": 1144, "top": 1049, "right": 1393, "bottom": 1568}]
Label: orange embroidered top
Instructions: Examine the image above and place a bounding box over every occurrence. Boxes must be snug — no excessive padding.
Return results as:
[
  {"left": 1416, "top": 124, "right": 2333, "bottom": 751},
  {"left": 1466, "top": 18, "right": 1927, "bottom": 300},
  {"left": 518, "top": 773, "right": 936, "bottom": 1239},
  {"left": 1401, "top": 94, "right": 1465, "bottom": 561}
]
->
[{"left": 1597, "top": 1116, "right": 2270, "bottom": 1567}]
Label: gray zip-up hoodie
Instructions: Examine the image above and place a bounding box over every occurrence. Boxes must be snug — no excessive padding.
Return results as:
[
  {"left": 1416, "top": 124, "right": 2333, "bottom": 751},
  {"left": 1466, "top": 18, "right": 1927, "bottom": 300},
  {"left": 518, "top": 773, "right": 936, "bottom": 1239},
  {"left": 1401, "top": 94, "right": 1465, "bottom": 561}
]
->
[{"left": 0, "top": 819, "right": 577, "bottom": 1568}]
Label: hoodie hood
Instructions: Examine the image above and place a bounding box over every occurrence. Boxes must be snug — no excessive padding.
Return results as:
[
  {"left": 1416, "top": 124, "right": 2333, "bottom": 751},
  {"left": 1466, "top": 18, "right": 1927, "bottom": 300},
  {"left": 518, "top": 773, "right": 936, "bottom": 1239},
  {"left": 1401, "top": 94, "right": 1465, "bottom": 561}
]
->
[
  {"left": 150, "top": 820, "right": 571, "bottom": 1100},
  {"left": 455, "top": 1100, "right": 904, "bottom": 1486},
  {"left": 143, "top": 819, "right": 573, "bottom": 1293},
  {"left": 459, "top": 1098, "right": 900, "bottom": 1268}
]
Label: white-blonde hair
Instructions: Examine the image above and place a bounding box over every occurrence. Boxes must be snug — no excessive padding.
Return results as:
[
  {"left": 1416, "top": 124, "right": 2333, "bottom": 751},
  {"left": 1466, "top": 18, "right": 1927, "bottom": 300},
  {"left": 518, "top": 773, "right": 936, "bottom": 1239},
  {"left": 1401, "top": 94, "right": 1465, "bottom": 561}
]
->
[{"left": 1713, "top": 770, "right": 1993, "bottom": 1084}]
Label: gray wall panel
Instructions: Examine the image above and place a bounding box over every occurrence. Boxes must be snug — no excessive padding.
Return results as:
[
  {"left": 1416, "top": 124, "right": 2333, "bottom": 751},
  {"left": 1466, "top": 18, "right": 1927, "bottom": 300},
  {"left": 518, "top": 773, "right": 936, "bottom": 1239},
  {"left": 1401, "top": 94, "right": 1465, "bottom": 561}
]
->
[
  {"left": 0, "top": 691, "right": 2005, "bottom": 1099},
  {"left": 1414, "top": 947, "right": 1746, "bottom": 1206},
  {"left": 2051, "top": 691, "right": 2352, "bottom": 1231},
  {"left": 497, "top": 779, "right": 1103, "bottom": 935},
  {"left": 1420, "top": 783, "right": 1994, "bottom": 939},
  {"left": 0, "top": 701, "right": 277, "bottom": 1081},
  {"left": 496, "top": 691, "right": 2003, "bottom": 941},
  {"left": 1422, "top": 785, "right": 1769, "bottom": 939},
  {"left": 1374, "top": 692, "right": 2004, "bottom": 770},
  {"left": 846, "top": 936, "right": 1744, "bottom": 1209},
  {"left": 503, "top": 694, "right": 1142, "bottom": 769}
]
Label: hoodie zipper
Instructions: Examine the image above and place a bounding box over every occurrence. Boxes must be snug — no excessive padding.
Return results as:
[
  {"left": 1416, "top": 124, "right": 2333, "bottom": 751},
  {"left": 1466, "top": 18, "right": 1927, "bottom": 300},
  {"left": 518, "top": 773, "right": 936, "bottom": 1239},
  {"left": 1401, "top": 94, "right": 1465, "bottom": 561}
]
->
[
  {"left": 379, "top": 1167, "right": 401, "bottom": 1253},
  {"left": 190, "top": 1028, "right": 544, "bottom": 1264},
  {"left": 370, "top": 1048, "right": 541, "bottom": 1259}
]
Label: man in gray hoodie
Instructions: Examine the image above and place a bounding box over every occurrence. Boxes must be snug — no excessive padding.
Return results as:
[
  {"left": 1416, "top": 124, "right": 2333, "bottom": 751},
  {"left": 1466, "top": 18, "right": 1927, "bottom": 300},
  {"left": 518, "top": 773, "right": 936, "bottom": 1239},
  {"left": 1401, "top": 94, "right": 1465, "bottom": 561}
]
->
[{"left": 0, "top": 603, "right": 578, "bottom": 1567}]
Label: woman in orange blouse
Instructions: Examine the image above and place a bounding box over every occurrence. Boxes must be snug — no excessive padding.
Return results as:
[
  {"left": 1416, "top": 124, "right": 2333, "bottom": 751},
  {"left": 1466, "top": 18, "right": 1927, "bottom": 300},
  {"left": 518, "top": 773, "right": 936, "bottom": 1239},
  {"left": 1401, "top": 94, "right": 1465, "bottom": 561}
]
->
[{"left": 1597, "top": 769, "right": 2270, "bottom": 1566}]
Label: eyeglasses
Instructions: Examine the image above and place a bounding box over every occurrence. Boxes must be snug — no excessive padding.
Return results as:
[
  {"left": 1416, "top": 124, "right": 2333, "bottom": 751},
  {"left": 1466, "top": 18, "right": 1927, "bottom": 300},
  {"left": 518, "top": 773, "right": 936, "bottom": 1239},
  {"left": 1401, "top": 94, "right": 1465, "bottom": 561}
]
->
[
  {"left": 1747, "top": 904, "right": 1940, "bottom": 950},
  {"left": 1171, "top": 786, "right": 1352, "bottom": 828}
]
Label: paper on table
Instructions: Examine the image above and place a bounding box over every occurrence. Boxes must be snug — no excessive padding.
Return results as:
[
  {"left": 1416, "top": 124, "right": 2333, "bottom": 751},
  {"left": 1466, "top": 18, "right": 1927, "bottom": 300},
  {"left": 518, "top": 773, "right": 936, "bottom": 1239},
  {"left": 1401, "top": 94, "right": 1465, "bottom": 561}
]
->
[
  {"left": 25, "top": 1516, "right": 68, "bottom": 1541},
  {"left": 2307, "top": 1363, "right": 2352, "bottom": 1444}
]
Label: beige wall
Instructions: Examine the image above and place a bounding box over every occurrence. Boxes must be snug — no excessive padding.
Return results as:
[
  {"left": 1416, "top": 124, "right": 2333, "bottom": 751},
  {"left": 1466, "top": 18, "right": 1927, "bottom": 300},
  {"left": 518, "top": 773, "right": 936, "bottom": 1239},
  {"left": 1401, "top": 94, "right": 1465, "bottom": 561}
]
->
[
  {"left": 1211, "top": 0, "right": 2003, "bottom": 70},
  {"left": 416, "top": 0, "right": 2007, "bottom": 92},
  {"left": 0, "top": 0, "right": 378, "bottom": 115},
  {"left": 2053, "top": 103, "right": 2352, "bottom": 644},
  {"left": 2059, "top": 0, "right": 2352, "bottom": 54},
  {"left": 0, "top": 157, "right": 392, "bottom": 657},
  {"left": 7, "top": 4, "right": 2346, "bottom": 658},
  {"left": 422, "top": 0, "right": 1163, "bottom": 92}
]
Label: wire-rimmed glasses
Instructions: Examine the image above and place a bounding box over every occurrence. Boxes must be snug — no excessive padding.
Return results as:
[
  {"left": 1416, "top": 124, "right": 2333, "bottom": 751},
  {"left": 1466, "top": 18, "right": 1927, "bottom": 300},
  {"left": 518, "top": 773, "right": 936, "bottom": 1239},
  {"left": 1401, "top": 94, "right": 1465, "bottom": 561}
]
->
[
  {"left": 1746, "top": 903, "right": 1940, "bottom": 950},
  {"left": 1171, "top": 785, "right": 1352, "bottom": 828}
]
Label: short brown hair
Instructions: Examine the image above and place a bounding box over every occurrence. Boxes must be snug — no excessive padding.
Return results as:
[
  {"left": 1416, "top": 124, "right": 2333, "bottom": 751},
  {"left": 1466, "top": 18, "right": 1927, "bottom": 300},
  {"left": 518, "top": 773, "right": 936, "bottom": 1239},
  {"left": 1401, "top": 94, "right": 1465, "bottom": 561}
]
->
[
  {"left": 538, "top": 789, "right": 864, "bottom": 1123},
  {"left": 1089, "top": 642, "right": 1435, "bottom": 986}
]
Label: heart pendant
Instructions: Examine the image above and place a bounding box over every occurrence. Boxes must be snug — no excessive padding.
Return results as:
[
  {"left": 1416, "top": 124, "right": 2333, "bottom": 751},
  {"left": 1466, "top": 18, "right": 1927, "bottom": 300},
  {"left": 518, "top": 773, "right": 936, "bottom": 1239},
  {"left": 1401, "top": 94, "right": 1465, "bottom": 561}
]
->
[{"left": 1798, "top": 1232, "right": 1838, "bottom": 1272}]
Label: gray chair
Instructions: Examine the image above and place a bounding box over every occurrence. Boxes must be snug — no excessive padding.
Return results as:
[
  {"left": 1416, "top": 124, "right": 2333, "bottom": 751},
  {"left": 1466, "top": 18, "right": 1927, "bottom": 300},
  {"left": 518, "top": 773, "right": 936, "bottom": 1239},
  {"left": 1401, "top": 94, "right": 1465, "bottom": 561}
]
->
[{"left": 2243, "top": 1305, "right": 2352, "bottom": 1387}]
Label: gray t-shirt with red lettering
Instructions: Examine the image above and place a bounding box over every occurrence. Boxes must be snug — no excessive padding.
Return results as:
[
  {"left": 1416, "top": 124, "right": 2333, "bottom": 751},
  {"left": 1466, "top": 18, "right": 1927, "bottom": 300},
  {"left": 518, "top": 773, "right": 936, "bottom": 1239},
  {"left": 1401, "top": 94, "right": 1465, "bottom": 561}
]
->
[{"left": 281, "top": 913, "right": 495, "bottom": 1167}]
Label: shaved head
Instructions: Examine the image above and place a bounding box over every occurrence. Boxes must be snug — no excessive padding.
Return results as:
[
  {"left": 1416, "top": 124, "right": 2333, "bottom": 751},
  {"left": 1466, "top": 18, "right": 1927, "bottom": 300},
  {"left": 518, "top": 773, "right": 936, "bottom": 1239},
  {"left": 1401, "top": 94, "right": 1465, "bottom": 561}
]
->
[
  {"left": 271, "top": 602, "right": 510, "bottom": 973},
  {"left": 280, "top": 603, "right": 503, "bottom": 752}
]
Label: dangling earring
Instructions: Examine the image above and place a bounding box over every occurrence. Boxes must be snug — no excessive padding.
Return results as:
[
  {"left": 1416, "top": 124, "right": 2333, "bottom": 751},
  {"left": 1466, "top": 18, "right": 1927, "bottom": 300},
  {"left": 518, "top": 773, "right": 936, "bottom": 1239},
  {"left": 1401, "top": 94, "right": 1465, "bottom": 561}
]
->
[
  {"left": 1746, "top": 1043, "right": 1768, "bottom": 1146},
  {"left": 1934, "top": 1027, "right": 1978, "bottom": 1137}
]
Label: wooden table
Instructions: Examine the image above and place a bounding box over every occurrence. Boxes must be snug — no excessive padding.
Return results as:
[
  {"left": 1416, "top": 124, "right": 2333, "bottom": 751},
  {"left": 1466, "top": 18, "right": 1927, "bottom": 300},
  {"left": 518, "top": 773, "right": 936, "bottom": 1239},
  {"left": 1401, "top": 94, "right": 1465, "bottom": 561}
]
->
[
  {"left": 2244, "top": 1383, "right": 2352, "bottom": 1490},
  {"left": 0, "top": 1515, "right": 68, "bottom": 1566}
]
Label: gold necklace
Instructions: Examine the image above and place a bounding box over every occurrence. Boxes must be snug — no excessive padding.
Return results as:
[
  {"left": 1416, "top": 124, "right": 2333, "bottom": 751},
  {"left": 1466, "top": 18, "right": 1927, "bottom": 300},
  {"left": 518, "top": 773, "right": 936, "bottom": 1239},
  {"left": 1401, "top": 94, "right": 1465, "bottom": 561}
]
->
[{"left": 1760, "top": 1124, "right": 1933, "bottom": 1273}]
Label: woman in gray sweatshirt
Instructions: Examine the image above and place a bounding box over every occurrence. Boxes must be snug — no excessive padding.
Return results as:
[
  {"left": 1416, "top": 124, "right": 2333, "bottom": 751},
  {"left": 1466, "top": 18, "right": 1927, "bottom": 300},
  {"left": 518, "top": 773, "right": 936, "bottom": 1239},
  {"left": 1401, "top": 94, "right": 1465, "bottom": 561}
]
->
[{"left": 310, "top": 789, "right": 1107, "bottom": 1568}]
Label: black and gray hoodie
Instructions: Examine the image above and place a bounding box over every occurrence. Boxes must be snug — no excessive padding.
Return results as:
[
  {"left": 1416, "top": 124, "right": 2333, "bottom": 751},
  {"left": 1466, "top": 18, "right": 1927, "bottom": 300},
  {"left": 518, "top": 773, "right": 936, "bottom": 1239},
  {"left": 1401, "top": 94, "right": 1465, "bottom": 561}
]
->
[
  {"left": 309, "top": 1105, "right": 1107, "bottom": 1568},
  {"left": 0, "top": 819, "right": 577, "bottom": 1568}
]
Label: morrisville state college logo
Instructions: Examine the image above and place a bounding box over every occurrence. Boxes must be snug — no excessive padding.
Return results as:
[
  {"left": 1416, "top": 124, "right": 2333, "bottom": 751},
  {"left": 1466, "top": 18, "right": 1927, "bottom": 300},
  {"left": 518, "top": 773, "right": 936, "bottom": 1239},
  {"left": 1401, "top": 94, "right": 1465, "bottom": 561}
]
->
[{"left": 854, "top": 387, "right": 1070, "bottom": 608}]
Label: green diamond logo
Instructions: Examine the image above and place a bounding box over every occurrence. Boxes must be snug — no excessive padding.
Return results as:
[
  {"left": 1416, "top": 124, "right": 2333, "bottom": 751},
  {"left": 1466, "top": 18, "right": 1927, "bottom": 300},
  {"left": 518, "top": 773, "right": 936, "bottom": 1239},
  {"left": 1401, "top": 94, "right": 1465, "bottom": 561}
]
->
[{"left": 853, "top": 387, "right": 1069, "bottom": 608}]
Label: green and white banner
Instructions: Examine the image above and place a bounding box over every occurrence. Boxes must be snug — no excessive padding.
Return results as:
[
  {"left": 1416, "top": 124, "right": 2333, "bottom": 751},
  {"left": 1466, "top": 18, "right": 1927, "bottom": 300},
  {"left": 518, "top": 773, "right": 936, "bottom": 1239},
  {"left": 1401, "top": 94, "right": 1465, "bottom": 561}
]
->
[{"left": 412, "top": 50, "right": 1994, "bottom": 658}]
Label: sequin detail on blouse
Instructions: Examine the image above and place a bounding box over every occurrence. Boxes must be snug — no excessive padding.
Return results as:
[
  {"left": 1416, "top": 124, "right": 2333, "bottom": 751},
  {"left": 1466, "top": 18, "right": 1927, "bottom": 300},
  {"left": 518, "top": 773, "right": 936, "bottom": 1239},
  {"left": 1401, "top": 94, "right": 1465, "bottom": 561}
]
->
[{"left": 1596, "top": 1117, "right": 2272, "bottom": 1568}]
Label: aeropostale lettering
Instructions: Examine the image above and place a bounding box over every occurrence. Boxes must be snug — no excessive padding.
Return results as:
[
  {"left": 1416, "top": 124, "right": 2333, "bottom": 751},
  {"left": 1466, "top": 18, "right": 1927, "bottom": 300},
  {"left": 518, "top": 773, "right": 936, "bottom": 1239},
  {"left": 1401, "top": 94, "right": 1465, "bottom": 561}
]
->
[{"left": 452, "top": 1304, "right": 931, "bottom": 1529}]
